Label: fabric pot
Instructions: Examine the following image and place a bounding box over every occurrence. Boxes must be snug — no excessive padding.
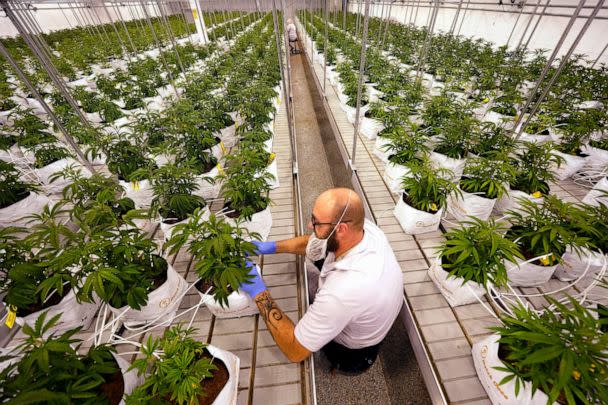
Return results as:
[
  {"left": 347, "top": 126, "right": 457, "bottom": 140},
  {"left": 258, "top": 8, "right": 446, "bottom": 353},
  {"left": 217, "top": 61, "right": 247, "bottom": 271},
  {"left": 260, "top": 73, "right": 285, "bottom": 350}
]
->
[
  {"left": 383, "top": 162, "right": 410, "bottom": 194},
  {"left": 472, "top": 334, "right": 553, "bottom": 405},
  {"left": 360, "top": 117, "right": 385, "bottom": 140},
  {"left": 429, "top": 151, "right": 465, "bottom": 182},
  {"left": 373, "top": 136, "right": 391, "bottom": 163},
  {"left": 263, "top": 137, "right": 274, "bottom": 154},
  {"left": 208, "top": 142, "right": 225, "bottom": 162},
  {"left": 204, "top": 345, "right": 240, "bottom": 405},
  {"left": 265, "top": 159, "right": 280, "bottom": 190},
  {"left": 114, "top": 353, "right": 144, "bottom": 405},
  {"left": 494, "top": 189, "right": 544, "bottom": 215},
  {"left": 108, "top": 263, "right": 187, "bottom": 327},
  {"left": 580, "top": 144, "right": 608, "bottom": 174},
  {"left": 446, "top": 188, "right": 496, "bottom": 222},
  {"left": 483, "top": 111, "right": 515, "bottom": 129},
  {"left": 0, "top": 143, "right": 22, "bottom": 163},
  {"left": 85, "top": 112, "right": 103, "bottom": 124},
  {"left": 582, "top": 177, "right": 608, "bottom": 206},
  {"left": 151, "top": 153, "right": 173, "bottom": 167},
  {"left": 160, "top": 207, "right": 210, "bottom": 242},
  {"left": 194, "top": 166, "right": 223, "bottom": 201},
  {"left": 518, "top": 132, "right": 552, "bottom": 144},
  {"left": 119, "top": 179, "right": 153, "bottom": 209},
  {"left": 554, "top": 246, "right": 606, "bottom": 282},
  {"left": 505, "top": 256, "right": 557, "bottom": 287},
  {"left": 199, "top": 264, "right": 261, "bottom": 319},
  {"left": 0, "top": 192, "right": 52, "bottom": 228},
  {"left": 394, "top": 194, "right": 443, "bottom": 235},
  {"left": 34, "top": 158, "right": 92, "bottom": 194},
  {"left": 7, "top": 288, "right": 99, "bottom": 337},
  {"left": 342, "top": 104, "right": 369, "bottom": 125},
  {"left": 218, "top": 124, "right": 238, "bottom": 148},
  {"left": 226, "top": 205, "right": 273, "bottom": 242},
  {"left": 428, "top": 257, "right": 486, "bottom": 307},
  {"left": 552, "top": 151, "right": 587, "bottom": 181}
]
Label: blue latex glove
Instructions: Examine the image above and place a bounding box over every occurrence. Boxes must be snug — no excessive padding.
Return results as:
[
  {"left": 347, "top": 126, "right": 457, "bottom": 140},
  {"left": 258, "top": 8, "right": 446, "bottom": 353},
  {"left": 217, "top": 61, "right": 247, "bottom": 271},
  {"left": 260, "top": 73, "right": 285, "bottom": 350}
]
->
[
  {"left": 239, "top": 261, "right": 267, "bottom": 298},
  {"left": 251, "top": 240, "right": 277, "bottom": 255}
]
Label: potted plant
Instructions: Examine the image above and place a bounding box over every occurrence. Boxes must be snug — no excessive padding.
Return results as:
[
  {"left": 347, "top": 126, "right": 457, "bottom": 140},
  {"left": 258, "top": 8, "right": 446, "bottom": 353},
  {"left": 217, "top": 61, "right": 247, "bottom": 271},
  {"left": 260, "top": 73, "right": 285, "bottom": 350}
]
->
[
  {"left": 381, "top": 123, "right": 429, "bottom": 194},
  {"left": 147, "top": 163, "right": 208, "bottom": 241},
  {"left": 127, "top": 324, "right": 239, "bottom": 404},
  {"left": 470, "top": 122, "right": 516, "bottom": 158},
  {"left": 448, "top": 156, "right": 515, "bottom": 222},
  {"left": 430, "top": 218, "right": 523, "bottom": 306},
  {"left": 473, "top": 297, "right": 608, "bottom": 405},
  {"left": 495, "top": 141, "right": 564, "bottom": 214},
  {"left": 555, "top": 201, "right": 608, "bottom": 281},
  {"left": 504, "top": 196, "right": 591, "bottom": 286},
  {"left": 0, "top": 313, "right": 141, "bottom": 403},
  {"left": 0, "top": 161, "right": 51, "bottom": 228},
  {"left": 165, "top": 211, "right": 260, "bottom": 318},
  {"left": 429, "top": 112, "right": 478, "bottom": 181},
  {"left": 393, "top": 158, "right": 459, "bottom": 234}
]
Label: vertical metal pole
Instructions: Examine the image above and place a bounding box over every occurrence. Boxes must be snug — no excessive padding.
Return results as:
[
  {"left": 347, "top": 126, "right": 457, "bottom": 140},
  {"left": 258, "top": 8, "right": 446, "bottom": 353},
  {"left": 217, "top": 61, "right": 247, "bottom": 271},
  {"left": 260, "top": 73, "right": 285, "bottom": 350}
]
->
[
  {"left": 101, "top": 2, "right": 131, "bottom": 60},
  {"left": 513, "top": 0, "right": 586, "bottom": 133},
  {"left": 515, "top": 0, "right": 544, "bottom": 49},
  {"left": 342, "top": 0, "right": 346, "bottom": 31},
  {"left": 592, "top": 40, "right": 608, "bottom": 68},
  {"left": 521, "top": 0, "right": 552, "bottom": 51},
  {"left": 351, "top": 0, "right": 370, "bottom": 165},
  {"left": 456, "top": 0, "right": 471, "bottom": 35},
  {"left": 517, "top": 0, "right": 604, "bottom": 138},
  {"left": 90, "top": 3, "right": 113, "bottom": 44},
  {"left": 449, "top": 0, "right": 464, "bottom": 34},
  {"left": 58, "top": 2, "right": 74, "bottom": 29},
  {"left": 155, "top": 0, "right": 186, "bottom": 76},
  {"left": 381, "top": 0, "right": 394, "bottom": 49},
  {"left": 139, "top": 0, "right": 177, "bottom": 88},
  {"left": 417, "top": 0, "right": 439, "bottom": 83},
  {"left": 355, "top": 0, "right": 362, "bottom": 37},
  {"left": 113, "top": 2, "right": 138, "bottom": 52},
  {"left": 323, "top": 0, "right": 328, "bottom": 93},
  {"left": 413, "top": 0, "right": 422, "bottom": 26}
]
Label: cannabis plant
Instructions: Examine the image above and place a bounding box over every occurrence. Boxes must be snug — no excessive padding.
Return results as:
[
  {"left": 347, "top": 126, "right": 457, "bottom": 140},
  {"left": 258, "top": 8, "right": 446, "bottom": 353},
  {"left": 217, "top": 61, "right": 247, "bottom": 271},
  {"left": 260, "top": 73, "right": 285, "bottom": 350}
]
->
[
  {"left": 401, "top": 158, "right": 459, "bottom": 213},
  {"left": 493, "top": 297, "right": 608, "bottom": 405},
  {"left": 0, "top": 313, "right": 122, "bottom": 404},
  {"left": 0, "top": 160, "right": 37, "bottom": 209},
  {"left": 383, "top": 123, "right": 430, "bottom": 166},
  {"left": 105, "top": 140, "right": 155, "bottom": 182},
  {"left": 165, "top": 211, "right": 258, "bottom": 307},
  {"left": 439, "top": 218, "right": 522, "bottom": 287},
  {"left": 149, "top": 164, "right": 206, "bottom": 223},
  {"left": 460, "top": 157, "right": 515, "bottom": 199},
  {"left": 433, "top": 113, "right": 478, "bottom": 159},
  {"left": 127, "top": 325, "right": 218, "bottom": 405},
  {"left": 472, "top": 122, "right": 517, "bottom": 157},
  {"left": 30, "top": 142, "right": 71, "bottom": 168},
  {"left": 220, "top": 168, "right": 273, "bottom": 220},
  {"left": 510, "top": 142, "right": 563, "bottom": 196}
]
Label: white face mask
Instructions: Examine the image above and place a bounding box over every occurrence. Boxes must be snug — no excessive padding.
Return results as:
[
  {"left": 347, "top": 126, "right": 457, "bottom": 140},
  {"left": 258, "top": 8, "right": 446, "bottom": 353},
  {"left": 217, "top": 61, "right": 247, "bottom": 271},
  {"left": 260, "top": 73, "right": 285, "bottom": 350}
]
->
[{"left": 306, "top": 191, "right": 352, "bottom": 261}]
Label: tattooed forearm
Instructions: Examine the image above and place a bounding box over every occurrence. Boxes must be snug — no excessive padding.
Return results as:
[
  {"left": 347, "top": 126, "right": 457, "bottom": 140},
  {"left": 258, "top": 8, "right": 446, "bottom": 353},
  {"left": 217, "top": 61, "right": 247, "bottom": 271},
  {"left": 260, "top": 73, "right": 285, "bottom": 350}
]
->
[
  {"left": 255, "top": 290, "right": 284, "bottom": 329},
  {"left": 252, "top": 290, "right": 311, "bottom": 363}
]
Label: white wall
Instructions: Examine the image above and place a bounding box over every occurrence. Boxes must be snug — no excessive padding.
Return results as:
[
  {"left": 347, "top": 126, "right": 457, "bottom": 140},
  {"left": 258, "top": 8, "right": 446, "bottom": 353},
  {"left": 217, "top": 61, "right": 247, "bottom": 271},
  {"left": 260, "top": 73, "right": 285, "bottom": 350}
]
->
[{"left": 348, "top": 0, "right": 608, "bottom": 64}]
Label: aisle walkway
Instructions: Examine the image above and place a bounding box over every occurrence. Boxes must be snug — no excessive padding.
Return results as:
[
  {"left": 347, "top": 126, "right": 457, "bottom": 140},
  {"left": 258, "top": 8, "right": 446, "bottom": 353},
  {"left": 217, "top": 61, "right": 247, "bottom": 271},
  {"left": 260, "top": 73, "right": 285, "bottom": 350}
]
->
[{"left": 290, "top": 45, "right": 431, "bottom": 405}]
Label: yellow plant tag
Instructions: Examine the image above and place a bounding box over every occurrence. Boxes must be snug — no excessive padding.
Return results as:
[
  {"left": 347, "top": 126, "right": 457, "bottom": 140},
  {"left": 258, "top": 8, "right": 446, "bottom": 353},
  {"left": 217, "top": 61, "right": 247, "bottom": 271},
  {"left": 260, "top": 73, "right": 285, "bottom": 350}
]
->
[
  {"left": 192, "top": 9, "right": 198, "bottom": 20},
  {"left": 216, "top": 163, "right": 225, "bottom": 175},
  {"left": 220, "top": 141, "right": 228, "bottom": 155},
  {"left": 531, "top": 191, "right": 542, "bottom": 198},
  {"left": 268, "top": 152, "right": 276, "bottom": 164},
  {"left": 539, "top": 255, "right": 551, "bottom": 266},
  {"left": 131, "top": 181, "right": 140, "bottom": 191},
  {"left": 482, "top": 97, "right": 489, "bottom": 103},
  {"left": 5, "top": 305, "right": 17, "bottom": 329},
  {"left": 430, "top": 203, "right": 438, "bottom": 211}
]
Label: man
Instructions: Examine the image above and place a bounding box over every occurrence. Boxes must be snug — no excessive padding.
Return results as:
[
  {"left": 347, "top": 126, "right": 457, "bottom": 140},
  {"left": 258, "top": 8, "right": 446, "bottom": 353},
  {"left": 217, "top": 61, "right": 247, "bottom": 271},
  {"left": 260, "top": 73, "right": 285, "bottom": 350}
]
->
[
  {"left": 286, "top": 18, "right": 299, "bottom": 54},
  {"left": 240, "top": 188, "right": 404, "bottom": 374}
]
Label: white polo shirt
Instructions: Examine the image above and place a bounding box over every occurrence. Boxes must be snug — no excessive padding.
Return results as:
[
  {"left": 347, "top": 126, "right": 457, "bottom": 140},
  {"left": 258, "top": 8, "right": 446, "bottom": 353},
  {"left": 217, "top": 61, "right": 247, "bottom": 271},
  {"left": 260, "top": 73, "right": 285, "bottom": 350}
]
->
[{"left": 294, "top": 219, "right": 404, "bottom": 351}]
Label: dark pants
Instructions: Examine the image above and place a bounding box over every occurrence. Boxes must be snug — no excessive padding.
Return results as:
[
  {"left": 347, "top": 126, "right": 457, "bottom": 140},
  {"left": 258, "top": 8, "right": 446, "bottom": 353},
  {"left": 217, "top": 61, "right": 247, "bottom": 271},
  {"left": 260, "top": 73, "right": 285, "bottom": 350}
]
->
[
  {"left": 289, "top": 39, "right": 298, "bottom": 53},
  {"left": 321, "top": 340, "right": 381, "bottom": 374}
]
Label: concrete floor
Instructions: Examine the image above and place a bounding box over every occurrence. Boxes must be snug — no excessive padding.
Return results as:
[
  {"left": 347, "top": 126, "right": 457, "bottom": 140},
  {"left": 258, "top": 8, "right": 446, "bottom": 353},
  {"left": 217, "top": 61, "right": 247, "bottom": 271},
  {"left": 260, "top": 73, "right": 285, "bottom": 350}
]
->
[{"left": 290, "top": 46, "right": 432, "bottom": 405}]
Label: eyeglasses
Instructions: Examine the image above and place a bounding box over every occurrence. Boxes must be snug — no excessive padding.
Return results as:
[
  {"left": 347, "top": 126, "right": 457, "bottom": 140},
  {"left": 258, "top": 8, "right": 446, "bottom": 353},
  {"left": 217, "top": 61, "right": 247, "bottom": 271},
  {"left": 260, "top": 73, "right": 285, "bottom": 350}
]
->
[{"left": 310, "top": 215, "right": 352, "bottom": 231}]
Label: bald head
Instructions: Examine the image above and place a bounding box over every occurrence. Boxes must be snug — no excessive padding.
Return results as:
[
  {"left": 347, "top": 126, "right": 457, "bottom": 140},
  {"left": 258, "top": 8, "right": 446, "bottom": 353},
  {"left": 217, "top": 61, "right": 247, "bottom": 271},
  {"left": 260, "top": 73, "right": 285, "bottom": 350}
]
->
[{"left": 314, "top": 188, "right": 365, "bottom": 231}]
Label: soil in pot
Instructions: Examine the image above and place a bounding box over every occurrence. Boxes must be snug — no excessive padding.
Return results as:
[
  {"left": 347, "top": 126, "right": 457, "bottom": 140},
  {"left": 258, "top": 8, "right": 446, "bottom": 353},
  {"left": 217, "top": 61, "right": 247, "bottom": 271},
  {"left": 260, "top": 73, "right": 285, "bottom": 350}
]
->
[
  {"left": 402, "top": 194, "right": 440, "bottom": 214},
  {"left": 99, "top": 364, "right": 125, "bottom": 405},
  {"left": 195, "top": 279, "right": 235, "bottom": 296},
  {"left": 15, "top": 286, "right": 69, "bottom": 317},
  {"left": 222, "top": 200, "right": 268, "bottom": 219},
  {"left": 1, "top": 189, "right": 30, "bottom": 209}
]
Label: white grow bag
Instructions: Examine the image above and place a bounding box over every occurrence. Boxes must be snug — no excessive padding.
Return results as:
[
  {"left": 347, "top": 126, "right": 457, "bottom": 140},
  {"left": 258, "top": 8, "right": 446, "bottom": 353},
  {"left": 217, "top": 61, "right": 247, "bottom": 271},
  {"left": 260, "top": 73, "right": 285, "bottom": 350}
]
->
[
  {"left": 119, "top": 179, "right": 153, "bottom": 209},
  {"left": 383, "top": 162, "right": 410, "bottom": 194},
  {"left": 373, "top": 136, "right": 391, "bottom": 163},
  {"left": 115, "top": 354, "right": 144, "bottom": 405},
  {"left": 205, "top": 345, "right": 240, "bottom": 405},
  {"left": 580, "top": 145, "right": 608, "bottom": 175},
  {"left": 582, "top": 177, "right": 608, "bottom": 206},
  {"left": 494, "top": 189, "right": 543, "bottom": 215},
  {"left": 554, "top": 246, "right": 606, "bottom": 282},
  {"left": 108, "top": 263, "right": 187, "bottom": 327},
  {"left": 446, "top": 189, "right": 496, "bottom": 222},
  {"left": 552, "top": 151, "right": 587, "bottom": 181},
  {"left": 360, "top": 117, "right": 385, "bottom": 140},
  {"left": 218, "top": 124, "right": 238, "bottom": 148},
  {"left": 472, "top": 334, "right": 553, "bottom": 405},
  {"left": 428, "top": 258, "right": 486, "bottom": 307},
  {"left": 505, "top": 256, "right": 557, "bottom": 287},
  {"left": 160, "top": 207, "right": 211, "bottom": 242},
  {"left": 342, "top": 104, "right": 369, "bottom": 125},
  {"left": 226, "top": 206, "right": 273, "bottom": 242},
  {"left": 7, "top": 288, "right": 99, "bottom": 338},
  {"left": 34, "top": 158, "right": 92, "bottom": 194},
  {"left": 265, "top": 159, "right": 280, "bottom": 190},
  {"left": 195, "top": 166, "right": 223, "bottom": 201},
  {"left": 199, "top": 264, "right": 261, "bottom": 319},
  {"left": 0, "top": 192, "right": 52, "bottom": 228},
  {"left": 518, "top": 132, "right": 553, "bottom": 144},
  {"left": 394, "top": 194, "right": 443, "bottom": 235},
  {"left": 0, "top": 143, "right": 22, "bottom": 163},
  {"left": 429, "top": 152, "right": 465, "bottom": 182}
]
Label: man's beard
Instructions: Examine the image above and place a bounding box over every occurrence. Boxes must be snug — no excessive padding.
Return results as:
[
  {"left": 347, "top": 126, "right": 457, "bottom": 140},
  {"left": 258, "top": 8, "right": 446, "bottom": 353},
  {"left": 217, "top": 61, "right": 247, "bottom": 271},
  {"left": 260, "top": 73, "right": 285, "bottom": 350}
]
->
[{"left": 327, "top": 232, "right": 339, "bottom": 253}]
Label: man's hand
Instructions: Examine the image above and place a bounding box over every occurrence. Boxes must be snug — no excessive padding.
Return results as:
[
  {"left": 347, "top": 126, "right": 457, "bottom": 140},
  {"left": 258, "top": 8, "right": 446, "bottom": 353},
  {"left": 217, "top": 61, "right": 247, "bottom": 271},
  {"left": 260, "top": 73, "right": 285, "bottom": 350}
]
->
[
  {"left": 239, "top": 261, "right": 267, "bottom": 298},
  {"left": 252, "top": 241, "right": 277, "bottom": 255}
]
